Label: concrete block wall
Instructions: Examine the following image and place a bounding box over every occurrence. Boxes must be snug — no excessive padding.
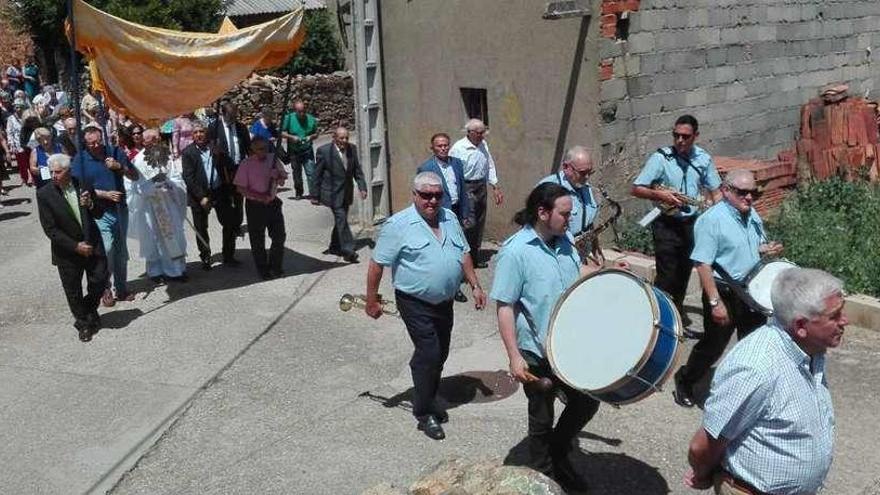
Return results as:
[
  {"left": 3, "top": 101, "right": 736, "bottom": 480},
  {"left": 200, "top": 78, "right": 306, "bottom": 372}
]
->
[{"left": 597, "top": 0, "right": 880, "bottom": 179}]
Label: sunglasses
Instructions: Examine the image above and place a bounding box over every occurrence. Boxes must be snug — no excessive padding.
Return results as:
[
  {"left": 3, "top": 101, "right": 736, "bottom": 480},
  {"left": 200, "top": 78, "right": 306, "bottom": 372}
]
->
[
  {"left": 672, "top": 132, "right": 694, "bottom": 140},
  {"left": 414, "top": 190, "right": 444, "bottom": 201},
  {"left": 729, "top": 185, "right": 762, "bottom": 198}
]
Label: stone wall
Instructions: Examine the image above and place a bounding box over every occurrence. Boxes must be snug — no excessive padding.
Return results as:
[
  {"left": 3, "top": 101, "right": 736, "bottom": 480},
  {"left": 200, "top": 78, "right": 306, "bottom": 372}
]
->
[
  {"left": 597, "top": 0, "right": 880, "bottom": 174},
  {"left": 221, "top": 71, "right": 354, "bottom": 134}
]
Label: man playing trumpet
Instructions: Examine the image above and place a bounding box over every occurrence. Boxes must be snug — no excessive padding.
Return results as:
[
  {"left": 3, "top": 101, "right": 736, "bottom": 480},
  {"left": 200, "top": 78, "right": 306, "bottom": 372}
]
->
[{"left": 365, "top": 172, "right": 486, "bottom": 440}]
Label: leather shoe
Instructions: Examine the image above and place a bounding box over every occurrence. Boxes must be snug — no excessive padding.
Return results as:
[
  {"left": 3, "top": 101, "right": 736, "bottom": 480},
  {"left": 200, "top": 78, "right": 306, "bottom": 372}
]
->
[
  {"left": 673, "top": 374, "right": 695, "bottom": 408},
  {"left": 417, "top": 415, "right": 446, "bottom": 440},
  {"left": 77, "top": 327, "right": 93, "bottom": 343},
  {"left": 343, "top": 252, "right": 359, "bottom": 264},
  {"left": 201, "top": 259, "right": 213, "bottom": 271},
  {"left": 435, "top": 410, "right": 449, "bottom": 424},
  {"left": 553, "top": 455, "right": 589, "bottom": 492},
  {"left": 454, "top": 289, "right": 467, "bottom": 303}
]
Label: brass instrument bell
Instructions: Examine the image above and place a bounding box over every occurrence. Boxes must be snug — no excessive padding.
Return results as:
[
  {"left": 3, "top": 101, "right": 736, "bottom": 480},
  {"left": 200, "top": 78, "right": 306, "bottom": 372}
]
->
[{"left": 339, "top": 293, "right": 399, "bottom": 317}]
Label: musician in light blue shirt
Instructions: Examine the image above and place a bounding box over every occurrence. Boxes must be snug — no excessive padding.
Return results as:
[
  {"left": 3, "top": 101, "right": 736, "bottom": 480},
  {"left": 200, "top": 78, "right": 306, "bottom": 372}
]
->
[
  {"left": 365, "top": 171, "right": 485, "bottom": 441},
  {"left": 491, "top": 182, "right": 599, "bottom": 491},
  {"left": 674, "top": 169, "right": 784, "bottom": 408},
  {"left": 537, "top": 145, "right": 600, "bottom": 237},
  {"left": 687, "top": 267, "right": 847, "bottom": 494}
]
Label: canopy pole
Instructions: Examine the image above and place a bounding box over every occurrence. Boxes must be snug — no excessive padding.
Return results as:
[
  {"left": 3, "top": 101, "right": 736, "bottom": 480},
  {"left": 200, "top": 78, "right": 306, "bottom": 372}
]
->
[{"left": 66, "top": 0, "right": 83, "bottom": 150}]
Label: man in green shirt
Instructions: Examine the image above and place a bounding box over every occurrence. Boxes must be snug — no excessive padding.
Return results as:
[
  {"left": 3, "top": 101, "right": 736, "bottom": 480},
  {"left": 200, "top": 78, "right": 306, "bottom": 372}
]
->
[{"left": 280, "top": 100, "right": 319, "bottom": 200}]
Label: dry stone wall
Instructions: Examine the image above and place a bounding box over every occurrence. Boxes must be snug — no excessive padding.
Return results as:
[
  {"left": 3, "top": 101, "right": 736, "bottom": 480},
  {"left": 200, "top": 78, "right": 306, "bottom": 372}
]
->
[
  {"left": 222, "top": 71, "right": 354, "bottom": 134},
  {"left": 597, "top": 0, "right": 880, "bottom": 170}
]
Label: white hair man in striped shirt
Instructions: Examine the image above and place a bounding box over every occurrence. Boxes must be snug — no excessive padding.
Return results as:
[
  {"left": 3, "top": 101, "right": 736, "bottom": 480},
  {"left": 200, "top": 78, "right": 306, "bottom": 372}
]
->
[{"left": 685, "top": 267, "right": 848, "bottom": 494}]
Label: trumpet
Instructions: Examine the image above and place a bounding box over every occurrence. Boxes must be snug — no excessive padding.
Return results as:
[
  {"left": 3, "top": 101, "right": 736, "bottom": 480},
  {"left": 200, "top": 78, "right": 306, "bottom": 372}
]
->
[{"left": 339, "top": 293, "right": 400, "bottom": 317}]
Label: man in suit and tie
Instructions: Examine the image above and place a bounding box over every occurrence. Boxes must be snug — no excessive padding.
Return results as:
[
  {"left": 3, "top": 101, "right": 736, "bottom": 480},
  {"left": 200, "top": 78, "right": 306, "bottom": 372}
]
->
[
  {"left": 417, "top": 132, "right": 472, "bottom": 302},
  {"left": 314, "top": 127, "right": 367, "bottom": 263},
  {"left": 37, "top": 153, "right": 108, "bottom": 342},
  {"left": 182, "top": 121, "right": 240, "bottom": 270},
  {"left": 208, "top": 101, "right": 250, "bottom": 264}
]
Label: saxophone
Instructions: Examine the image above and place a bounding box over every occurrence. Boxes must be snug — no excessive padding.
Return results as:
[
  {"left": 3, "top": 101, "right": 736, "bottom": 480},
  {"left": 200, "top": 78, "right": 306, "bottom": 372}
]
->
[{"left": 573, "top": 185, "right": 622, "bottom": 265}]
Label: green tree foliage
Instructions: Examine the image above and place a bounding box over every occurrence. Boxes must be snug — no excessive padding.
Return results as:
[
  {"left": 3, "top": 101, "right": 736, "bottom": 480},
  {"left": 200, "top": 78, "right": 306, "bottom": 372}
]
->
[
  {"left": 768, "top": 176, "right": 880, "bottom": 297},
  {"left": 287, "top": 9, "right": 344, "bottom": 75}
]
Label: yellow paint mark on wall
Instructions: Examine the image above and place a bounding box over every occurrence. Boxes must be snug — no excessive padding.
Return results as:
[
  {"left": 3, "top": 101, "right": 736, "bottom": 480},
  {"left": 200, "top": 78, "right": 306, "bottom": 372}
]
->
[{"left": 500, "top": 91, "right": 523, "bottom": 132}]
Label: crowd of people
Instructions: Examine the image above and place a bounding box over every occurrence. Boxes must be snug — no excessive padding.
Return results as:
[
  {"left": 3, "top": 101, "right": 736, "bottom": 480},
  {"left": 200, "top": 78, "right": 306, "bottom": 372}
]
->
[{"left": 2, "top": 60, "right": 849, "bottom": 494}]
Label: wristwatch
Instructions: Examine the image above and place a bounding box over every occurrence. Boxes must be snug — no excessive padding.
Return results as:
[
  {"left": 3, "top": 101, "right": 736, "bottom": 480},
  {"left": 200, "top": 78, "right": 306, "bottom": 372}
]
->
[{"left": 708, "top": 297, "right": 720, "bottom": 307}]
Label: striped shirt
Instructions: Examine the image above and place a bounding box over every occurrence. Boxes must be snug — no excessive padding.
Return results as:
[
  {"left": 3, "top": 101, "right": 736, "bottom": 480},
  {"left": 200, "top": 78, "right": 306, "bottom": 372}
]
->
[{"left": 703, "top": 323, "right": 835, "bottom": 494}]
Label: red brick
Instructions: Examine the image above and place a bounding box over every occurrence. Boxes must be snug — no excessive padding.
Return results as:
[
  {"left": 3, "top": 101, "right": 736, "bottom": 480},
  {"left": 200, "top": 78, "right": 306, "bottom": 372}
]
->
[
  {"left": 601, "top": 20, "right": 617, "bottom": 38},
  {"left": 601, "top": 1, "right": 623, "bottom": 15}
]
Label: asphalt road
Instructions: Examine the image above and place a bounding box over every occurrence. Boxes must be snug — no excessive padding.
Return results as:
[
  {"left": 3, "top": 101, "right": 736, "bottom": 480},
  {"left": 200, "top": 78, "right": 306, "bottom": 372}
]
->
[{"left": 1, "top": 173, "right": 877, "bottom": 495}]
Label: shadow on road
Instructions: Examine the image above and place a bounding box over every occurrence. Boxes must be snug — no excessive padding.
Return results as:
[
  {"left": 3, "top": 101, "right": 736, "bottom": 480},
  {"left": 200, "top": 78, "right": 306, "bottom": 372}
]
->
[
  {"left": 504, "top": 437, "right": 669, "bottom": 494},
  {"left": 358, "top": 370, "right": 520, "bottom": 413},
  {"left": 106, "top": 247, "right": 346, "bottom": 329},
  {"left": 0, "top": 210, "right": 30, "bottom": 221}
]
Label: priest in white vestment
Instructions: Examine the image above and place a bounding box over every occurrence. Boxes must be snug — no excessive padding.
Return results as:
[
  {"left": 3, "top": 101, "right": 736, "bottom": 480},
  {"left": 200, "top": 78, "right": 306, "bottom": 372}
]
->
[{"left": 126, "top": 129, "right": 189, "bottom": 281}]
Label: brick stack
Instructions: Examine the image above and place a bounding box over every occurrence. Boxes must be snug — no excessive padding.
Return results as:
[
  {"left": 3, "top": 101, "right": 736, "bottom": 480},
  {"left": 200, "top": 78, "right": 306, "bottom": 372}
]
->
[
  {"left": 796, "top": 95, "right": 880, "bottom": 181},
  {"left": 715, "top": 151, "right": 798, "bottom": 217}
]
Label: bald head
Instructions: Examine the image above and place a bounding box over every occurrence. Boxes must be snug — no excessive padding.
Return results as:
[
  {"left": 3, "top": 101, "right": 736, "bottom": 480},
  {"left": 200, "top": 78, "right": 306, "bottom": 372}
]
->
[
  {"left": 561, "top": 146, "right": 597, "bottom": 187},
  {"left": 333, "top": 127, "right": 350, "bottom": 149}
]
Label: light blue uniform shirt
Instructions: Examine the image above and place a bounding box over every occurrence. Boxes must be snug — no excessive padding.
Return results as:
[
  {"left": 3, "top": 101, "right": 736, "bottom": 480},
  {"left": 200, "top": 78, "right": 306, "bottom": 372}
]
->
[
  {"left": 490, "top": 226, "right": 580, "bottom": 358},
  {"left": 633, "top": 145, "right": 722, "bottom": 217},
  {"left": 537, "top": 171, "right": 599, "bottom": 236},
  {"left": 703, "top": 323, "right": 835, "bottom": 494},
  {"left": 691, "top": 200, "right": 766, "bottom": 282},
  {"left": 372, "top": 205, "right": 469, "bottom": 304}
]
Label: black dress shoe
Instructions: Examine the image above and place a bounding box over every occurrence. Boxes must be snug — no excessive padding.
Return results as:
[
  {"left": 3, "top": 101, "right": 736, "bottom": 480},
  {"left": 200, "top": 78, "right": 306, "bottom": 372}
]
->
[
  {"left": 77, "top": 327, "right": 93, "bottom": 343},
  {"left": 417, "top": 415, "right": 446, "bottom": 440},
  {"left": 553, "top": 456, "right": 589, "bottom": 492},
  {"left": 673, "top": 374, "right": 695, "bottom": 408},
  {"left": 454, "top": 289, "right": 467, "bottom": 303},
  {"left": 343, "top": 252, "right": 359, "bottom": 264},
  {"left": 434, "top": 410, "right": 449, "bottom": 424},
  {"left": 201, "top": 259, "right": 213, "bottom": 271}
]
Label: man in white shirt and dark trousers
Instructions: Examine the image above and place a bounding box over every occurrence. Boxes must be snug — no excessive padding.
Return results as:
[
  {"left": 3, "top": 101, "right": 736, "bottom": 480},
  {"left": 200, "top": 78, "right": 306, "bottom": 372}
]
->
[{"left": 449, "top": 119, "right": 504, "bottom": 268}]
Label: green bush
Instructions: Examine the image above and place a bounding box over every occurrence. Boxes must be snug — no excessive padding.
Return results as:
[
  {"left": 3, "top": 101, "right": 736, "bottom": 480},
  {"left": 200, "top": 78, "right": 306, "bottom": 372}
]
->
[
  {"left": 767, "top": 177, "right": 880, "bottom": 297},
  {"left": 615, "top": 214, "right": 655, "bottom": 256}
]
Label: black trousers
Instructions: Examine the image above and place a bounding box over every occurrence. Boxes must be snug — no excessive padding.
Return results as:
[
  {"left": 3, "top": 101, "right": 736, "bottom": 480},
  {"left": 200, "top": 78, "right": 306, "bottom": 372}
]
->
[
  {"left": 191, "top": 191, "right": 239, "bottom": 262},
  {"left": 245, "top": 198, "right": 286, "bottom": 274},
  {"left": 57, "top": 256, "right": 108, "bottom": 330},
  {"left": 329, "top": 206, "right": 355, "bottom": 255},
  {"left": 395, "top": 290, "right": 454, "bottom": 419},
  {"left": 677, "top": 284, "right": 766, "bottom": 388},
  {"left": 290, "top": 150, "right": 315, "bottom": 197},
  {"left": 521, "top": 350, "right": 600, "bottom": 475},
  {"left": 652, "top": 215, "right": 696, "bottom": 317},
  {"left": 463, "top": 180, "right": 487, "bottom": 261}
]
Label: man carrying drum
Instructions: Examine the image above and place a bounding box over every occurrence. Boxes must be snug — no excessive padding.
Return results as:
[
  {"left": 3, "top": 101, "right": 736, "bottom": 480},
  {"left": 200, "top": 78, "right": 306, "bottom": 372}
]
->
[
  {"left": 491, "top": 182, "right": 608, "bottom": 491},
  {"left": 631, "top": 115, "right": 722, "bottom": 326},
  {"left": 673, "top": 169, "right": 784, "bottom": 408},
  {"left": 365, "top": 172, "right": 486, "bottom": 441}
]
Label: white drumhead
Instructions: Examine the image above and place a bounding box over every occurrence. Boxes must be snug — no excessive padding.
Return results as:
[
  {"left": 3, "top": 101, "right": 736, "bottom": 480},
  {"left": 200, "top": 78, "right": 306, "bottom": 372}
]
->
[
  {"left": 547, "top": 271, "right": 657, "bottom": 391},
  {"left": 747, "top": 260, "right": 797, "bottom": 312}
]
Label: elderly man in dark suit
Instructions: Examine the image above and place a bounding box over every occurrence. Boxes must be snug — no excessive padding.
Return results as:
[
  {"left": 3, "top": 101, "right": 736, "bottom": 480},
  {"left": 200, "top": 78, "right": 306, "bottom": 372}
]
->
[
  {"left": 37, "top": 153, "right": 108, "bottom": 342},
  {"left": 314, "top": 127, "right": 367, "bottom": 263},
  {"left": 182, "top": 120, "right": 240, "bottom": 270},
  {"left": 208, "top": 101, "right": 250, "bottom": 262}
]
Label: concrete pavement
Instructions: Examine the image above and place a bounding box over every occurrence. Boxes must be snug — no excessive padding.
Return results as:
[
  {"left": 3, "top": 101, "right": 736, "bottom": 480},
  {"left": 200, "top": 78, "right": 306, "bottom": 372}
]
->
[{"left": 1, "top": 174, "right": 878, "bottom": 494}]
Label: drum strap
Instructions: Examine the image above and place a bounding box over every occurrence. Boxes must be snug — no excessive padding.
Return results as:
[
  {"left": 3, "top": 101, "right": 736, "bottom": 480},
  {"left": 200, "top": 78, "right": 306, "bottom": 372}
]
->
[
  {"left": 516, "top": 302, "right": 547, "bottom": 356},
  {"left": 712, "top": 263, "right": 772, "bottom": 317}
]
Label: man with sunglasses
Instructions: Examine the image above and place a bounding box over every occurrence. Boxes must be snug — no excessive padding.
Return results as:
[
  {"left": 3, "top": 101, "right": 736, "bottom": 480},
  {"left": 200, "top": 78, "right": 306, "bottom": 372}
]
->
[
  {"left": 365, "top": 172, "right": 486, "bottom": 440},
  {"left": 538, "top": 145, "right": 600, "bottom": 252},
  {"left": 673, "top": 169, "right": 784, "bottom": 408},
  {"left": 632, "top": 115, "right": 722, "bottom": 327}
]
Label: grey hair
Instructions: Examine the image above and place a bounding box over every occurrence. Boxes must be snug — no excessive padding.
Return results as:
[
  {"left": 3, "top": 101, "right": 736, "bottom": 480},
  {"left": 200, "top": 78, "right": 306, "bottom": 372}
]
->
[
  {"left": 34, "top": 127, "right": 52, "bottom": 139},
  {"left": 191, "top": 120, "right": 207, "bottom": 131},
  {"left": 464, "top": 118, "right": 486, "bottom": 132},
  {"left": 47, "top": 153, "right": 71, "bottom": 171},
  {"left": 142, "top": 128, "right": 160, "bottom": 140},
  {"left": 771, "top": 267, "right": 844, "bottom": 330},
  {"left": 563, "top": 145, "right": 599, "bottom": 165},
  {"left": 723, "top": 168, "right": 755, "bottom": 187},
  {"left": 412, "top": 171, "right": 442, "bottom": 191}
]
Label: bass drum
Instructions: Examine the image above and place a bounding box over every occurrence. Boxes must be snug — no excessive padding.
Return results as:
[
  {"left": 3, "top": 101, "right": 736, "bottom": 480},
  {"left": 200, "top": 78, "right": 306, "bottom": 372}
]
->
[{"left": 545, "top": 269, "right": 683, "bottom": 406}]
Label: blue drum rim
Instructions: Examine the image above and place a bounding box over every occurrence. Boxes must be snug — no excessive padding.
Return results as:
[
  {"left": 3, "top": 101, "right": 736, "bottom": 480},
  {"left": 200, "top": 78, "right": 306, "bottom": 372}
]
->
[{"left": 546, "top": 268, "right": 664, "bottom": 398}]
